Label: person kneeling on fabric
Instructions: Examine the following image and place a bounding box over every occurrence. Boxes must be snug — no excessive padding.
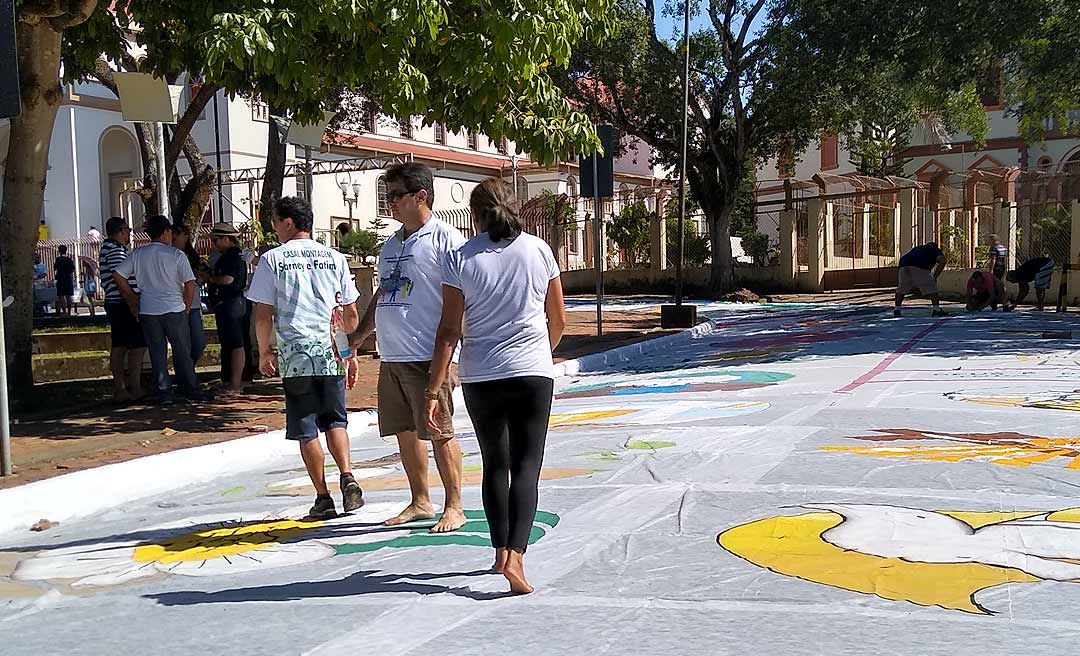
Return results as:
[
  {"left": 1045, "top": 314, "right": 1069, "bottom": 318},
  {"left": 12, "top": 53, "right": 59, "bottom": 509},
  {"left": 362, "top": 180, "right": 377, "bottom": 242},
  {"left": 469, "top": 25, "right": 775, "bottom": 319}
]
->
[{"left": 966, "top": 270, "right": 1003, "bottom": 312}]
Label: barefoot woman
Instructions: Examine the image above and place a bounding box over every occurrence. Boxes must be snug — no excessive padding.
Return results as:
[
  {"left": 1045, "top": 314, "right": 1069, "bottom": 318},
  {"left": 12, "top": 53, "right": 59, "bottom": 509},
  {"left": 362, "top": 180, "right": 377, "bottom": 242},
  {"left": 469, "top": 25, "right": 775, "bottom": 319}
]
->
[{"left": 425, "top": 179, "right": 566, "bottom": 594}]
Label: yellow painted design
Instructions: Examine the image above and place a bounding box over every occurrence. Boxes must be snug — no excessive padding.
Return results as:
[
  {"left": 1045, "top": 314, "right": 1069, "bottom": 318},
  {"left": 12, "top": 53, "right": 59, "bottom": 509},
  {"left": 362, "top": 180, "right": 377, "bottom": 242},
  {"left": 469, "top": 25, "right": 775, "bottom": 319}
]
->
[
  {"left": 820, "top": 437, "right": 1080, "bottom": 469},
  {"left": 718, "top": 511, "right": 1040, "bottom": 614},
  {"left": 548, "top": 409, "right": 637, "bottom": 427},
  {"left": 133, "top": 518, "right": 322, "bottom": 564},
  {"left": 1046, "top": 508, "right": 1080, "bottom": 523},
  {"left": 938, "top": 511, "right": 1043, "bottom": 529}
]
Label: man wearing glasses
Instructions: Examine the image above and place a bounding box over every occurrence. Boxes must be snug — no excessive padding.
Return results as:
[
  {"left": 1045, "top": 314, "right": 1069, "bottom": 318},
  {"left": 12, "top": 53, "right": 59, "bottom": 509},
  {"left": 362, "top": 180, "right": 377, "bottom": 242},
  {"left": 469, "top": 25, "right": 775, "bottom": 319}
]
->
[
  {"left": 99, "top": 216, "right": 146, "bottom": 402},
  {"left": 349, "top": 162, "right": 467, "bottom": 533}
]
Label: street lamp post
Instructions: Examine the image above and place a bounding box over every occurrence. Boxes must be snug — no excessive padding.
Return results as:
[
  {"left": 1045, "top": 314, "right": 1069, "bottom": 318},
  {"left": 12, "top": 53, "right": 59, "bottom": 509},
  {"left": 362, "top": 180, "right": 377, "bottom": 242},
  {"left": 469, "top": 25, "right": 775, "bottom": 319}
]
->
[
  {"left": 660, "top": 0, "right": 698, "bottom": 329},
  {"left": 337, "top": 176, "right": 362, "bottom": 220}
]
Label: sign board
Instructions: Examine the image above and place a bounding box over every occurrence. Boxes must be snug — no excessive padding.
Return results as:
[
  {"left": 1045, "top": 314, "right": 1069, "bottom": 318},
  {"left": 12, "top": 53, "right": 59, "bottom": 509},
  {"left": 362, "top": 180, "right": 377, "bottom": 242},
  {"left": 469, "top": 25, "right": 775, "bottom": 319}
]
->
[
  {"left": 579, "top": 125, "right": 618, "bottom": 198},
  {"left": 112, "top": 73, "right": 181, "bottom": 124},
  {"left": 0, "top": 0, "right": 19, "bottom": 119}
]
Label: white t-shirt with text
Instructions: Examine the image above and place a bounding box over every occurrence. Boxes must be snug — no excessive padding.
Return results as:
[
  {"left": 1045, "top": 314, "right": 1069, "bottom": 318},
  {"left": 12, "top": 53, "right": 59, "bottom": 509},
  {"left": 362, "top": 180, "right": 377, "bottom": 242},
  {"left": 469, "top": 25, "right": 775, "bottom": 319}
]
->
[
  {"left": 113, "top": 242, "right": 195, "bottom": 316},
  {"left": 375, "top": 218, "right": 466, "bottom": 362},
  {"left": 443, "top": 232, "right": 560, "bottom": 383},
  {"left": 246, "top": 239, "right": 360, "bottom": 378}
]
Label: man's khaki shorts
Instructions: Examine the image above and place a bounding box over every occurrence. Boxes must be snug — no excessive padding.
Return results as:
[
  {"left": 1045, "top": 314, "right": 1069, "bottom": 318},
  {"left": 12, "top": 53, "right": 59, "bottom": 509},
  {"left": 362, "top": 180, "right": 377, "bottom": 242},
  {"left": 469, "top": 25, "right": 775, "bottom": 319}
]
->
[
  {"left": 897, "top": 266, "right": 938, "bottom": 296},
  {"left": 378, "top": 361, "right": 455, "bottom": 441}
]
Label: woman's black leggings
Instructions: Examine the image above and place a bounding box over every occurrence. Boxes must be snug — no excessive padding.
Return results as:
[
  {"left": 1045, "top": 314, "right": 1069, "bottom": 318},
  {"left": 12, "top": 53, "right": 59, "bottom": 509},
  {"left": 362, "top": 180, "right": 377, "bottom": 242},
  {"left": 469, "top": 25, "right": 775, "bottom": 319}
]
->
[{"left": 462, "top": 376, "right": 554, "bottom": 552}]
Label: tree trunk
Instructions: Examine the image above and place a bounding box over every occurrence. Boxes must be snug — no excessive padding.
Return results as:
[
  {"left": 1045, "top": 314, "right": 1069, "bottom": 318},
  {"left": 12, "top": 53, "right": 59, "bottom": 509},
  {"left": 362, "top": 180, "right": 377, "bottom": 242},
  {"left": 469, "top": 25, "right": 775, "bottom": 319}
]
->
[
  {"left": 258, "top": 108, "right": 288, "bottom": 233},
  {"left": 707, "top": 203, "right": 736, "bottom": 294},
  {"left": 0, "top": 19, "right": 65, "bottom": 405}
]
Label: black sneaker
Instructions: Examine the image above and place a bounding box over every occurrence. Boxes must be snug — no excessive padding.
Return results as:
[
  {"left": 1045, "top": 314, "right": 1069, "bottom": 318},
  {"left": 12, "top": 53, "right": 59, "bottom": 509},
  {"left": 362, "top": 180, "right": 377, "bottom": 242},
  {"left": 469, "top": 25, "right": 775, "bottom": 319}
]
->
[
  {"left": 340, "top": 474, "right": 365, "bottom": 513},
  {"left": 893, "top": 308, "right": 901, "bottom": 318},
  {"left": 932, "top": 308, "right": 948, "bottom": 317},
  {"left": 307, "top": 494, "right": 337, "bottom": 520}
]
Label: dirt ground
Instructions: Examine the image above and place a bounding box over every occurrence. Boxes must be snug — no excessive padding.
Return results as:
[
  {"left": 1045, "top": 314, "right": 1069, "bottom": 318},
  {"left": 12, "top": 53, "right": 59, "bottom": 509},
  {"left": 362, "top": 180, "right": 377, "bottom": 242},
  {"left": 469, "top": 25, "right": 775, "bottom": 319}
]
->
[{"left": 1, "top": 306, "right": 683, "bottom": 489}]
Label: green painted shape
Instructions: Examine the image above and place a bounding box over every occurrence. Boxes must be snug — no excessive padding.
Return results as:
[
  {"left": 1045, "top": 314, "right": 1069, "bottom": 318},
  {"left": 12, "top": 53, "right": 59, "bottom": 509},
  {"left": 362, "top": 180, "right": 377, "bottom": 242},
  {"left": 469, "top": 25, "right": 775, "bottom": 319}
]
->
[
  {"left": 582, "top": 450, "right": 621, "bottom": 461},
  {"left": 463, "top": 463, "right": 484, "bottom": 472},
  {"left": 332, "top": 510, "right": 556, "bottom": 554},
  {"left": 626, "top": 440, "right": 676, "bottom": 450},
  {"left": 219, "top": 486, "right": 245, "bottom": 497}
]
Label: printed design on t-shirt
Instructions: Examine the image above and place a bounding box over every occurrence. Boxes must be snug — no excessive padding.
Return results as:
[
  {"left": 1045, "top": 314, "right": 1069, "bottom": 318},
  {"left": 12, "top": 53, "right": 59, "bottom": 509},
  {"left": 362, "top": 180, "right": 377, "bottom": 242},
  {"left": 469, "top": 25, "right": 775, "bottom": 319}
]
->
[
  {"left": 278, "top": 340, "right": 342, "bottom": 378},
  {"left": 269, "top": 245, "right": 346, "bottom": 378},
  {"left": 379, "top": 258, "right": 414, "bottom": 306}
]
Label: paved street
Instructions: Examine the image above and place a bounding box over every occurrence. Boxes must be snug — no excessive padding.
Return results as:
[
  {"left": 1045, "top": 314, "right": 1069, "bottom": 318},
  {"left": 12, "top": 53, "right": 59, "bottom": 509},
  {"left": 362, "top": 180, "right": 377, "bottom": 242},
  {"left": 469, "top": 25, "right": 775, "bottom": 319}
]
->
[{"left": 5, "top": 303, "right": 1080, "bottom": 655}]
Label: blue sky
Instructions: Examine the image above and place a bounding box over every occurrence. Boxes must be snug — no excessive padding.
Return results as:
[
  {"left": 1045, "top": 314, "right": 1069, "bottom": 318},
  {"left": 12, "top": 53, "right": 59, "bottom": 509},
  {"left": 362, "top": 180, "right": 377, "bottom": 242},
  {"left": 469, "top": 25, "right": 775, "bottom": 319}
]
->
[{"left": 654, "top": 2, "right": 767, "bottom": 44}]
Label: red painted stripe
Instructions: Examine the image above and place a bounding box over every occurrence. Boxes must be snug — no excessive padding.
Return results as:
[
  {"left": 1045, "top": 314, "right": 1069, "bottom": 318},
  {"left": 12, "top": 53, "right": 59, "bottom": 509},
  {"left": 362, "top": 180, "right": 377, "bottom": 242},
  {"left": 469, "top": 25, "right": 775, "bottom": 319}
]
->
[{"left": 836, "top": 321, "right": 946, "bottom": 393}]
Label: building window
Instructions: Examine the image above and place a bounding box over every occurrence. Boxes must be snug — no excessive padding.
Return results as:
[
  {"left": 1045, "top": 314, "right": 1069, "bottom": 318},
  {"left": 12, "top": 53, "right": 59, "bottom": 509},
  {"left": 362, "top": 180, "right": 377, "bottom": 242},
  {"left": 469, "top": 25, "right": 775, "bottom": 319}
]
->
[
  {"left": 398, "top": 117, "right": 413, "bottom": 140},
  {"left": 434, "top": 123, "right": 446, "bottom": 145},
  {"left": 516, "top": 176, "right": 528, "bottom": 201},
  {"left": 1038, "top": 156, "right": 1053, "bottom": 172},
  {"left": 467, "top": 131, "right": 478, "bottom": 150},
  {"left": 498, "top": 137, "right": 509, "bottom": 154},
  {"left": 377, "top": 176, "right": 390, "bottom": 217},
  {"left": 777, "top": 153, "right": 795, "bottom": 179},
  {"left": 365, "top": 111, "right": 377, "bottom": 133},
  {"left": 250, "top": 99, "right": 269, "bottom": 123},
  {"left": 820, "top": 133, "right": 839, "bottom": 171},
  {"left": 297, "top": 176, "right": 309, "bottom": 202}
]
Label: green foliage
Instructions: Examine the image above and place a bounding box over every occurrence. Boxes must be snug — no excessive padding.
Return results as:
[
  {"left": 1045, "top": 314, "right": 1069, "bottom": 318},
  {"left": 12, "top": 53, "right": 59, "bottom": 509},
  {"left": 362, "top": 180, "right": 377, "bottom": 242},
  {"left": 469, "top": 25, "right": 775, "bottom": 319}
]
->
[
  {"left": 739, "top": 229, "right": 772, "bottom": 267},
  {"left": 339, "top": 229, "right": 382, "bottom": 261},
  {"left": 939, "top": 225, "right": 969, "bottom": 269},
  {"left": 666, "top": 217, "right": 710, "bottom": 268},
  {"left": 608, "top": 201, "right": 652, "bottom": 266},
  {"left": 60, "top": 0, "right": 618, "bottom": 164}
]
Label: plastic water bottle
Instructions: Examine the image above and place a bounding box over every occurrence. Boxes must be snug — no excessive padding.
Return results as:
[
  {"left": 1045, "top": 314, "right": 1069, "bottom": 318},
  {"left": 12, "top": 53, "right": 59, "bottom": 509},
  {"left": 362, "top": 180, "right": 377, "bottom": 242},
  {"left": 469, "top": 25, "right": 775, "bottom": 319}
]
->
[{"left": 331, "top": 306, "right": 353, "bottom": 360}]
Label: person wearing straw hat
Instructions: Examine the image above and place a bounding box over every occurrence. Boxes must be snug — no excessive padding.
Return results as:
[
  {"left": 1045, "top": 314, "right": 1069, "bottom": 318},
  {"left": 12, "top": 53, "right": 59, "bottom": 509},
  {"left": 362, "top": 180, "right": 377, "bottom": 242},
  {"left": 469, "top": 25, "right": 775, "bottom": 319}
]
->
[{"left": 206, "top": 222, "right": 249, "bottom": 394}]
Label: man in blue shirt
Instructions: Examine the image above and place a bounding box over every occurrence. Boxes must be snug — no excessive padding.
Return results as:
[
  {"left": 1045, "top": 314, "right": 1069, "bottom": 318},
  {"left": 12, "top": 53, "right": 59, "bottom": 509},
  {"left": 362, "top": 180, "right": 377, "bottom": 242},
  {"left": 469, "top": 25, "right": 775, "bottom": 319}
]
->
[{"left": 894, "top": 242, "right": 948, "bottom": 318}]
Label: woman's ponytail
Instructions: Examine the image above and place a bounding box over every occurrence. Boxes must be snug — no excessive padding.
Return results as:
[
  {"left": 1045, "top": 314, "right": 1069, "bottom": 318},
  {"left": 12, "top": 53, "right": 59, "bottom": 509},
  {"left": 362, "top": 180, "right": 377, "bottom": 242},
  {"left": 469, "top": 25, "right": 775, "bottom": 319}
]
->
[{"left": 471, "top": 179, "right": 522, "bottom": 241}]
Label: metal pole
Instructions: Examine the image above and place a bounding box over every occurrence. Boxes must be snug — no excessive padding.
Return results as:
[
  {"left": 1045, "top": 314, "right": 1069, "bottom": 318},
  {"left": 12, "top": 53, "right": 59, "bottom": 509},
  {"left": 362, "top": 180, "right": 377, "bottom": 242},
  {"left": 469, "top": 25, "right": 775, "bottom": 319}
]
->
[
  {"left": 0, "top": 258, "right": 12, "bottom": 477},
  {"left": 593, "top": 153, "right": 603, "bottom": 337},
  {"left": 213, "top": 92, "right": 225, "bottom": 222},
  {"left": 155, "top": 122, "right": 169, "bottom": 216},
  {"left": 304, "top": 146, "right": 314, "bottom": 200},
  {"left": 512, "top": 156, "right": 519, "bottom": 201},
  {"left": 675, "top": 0, "right": 692, "bottom": 306}
]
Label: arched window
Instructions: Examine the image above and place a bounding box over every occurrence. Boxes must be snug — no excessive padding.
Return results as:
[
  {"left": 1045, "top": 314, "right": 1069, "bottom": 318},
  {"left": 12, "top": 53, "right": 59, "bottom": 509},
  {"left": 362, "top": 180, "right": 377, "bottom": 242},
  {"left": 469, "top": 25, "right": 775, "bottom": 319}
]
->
[
  {"left": 377, "top": 176, "right": 390, "bottom": 217},
  {"left": 433, "top": 123, "right": 446, "bottom": 145},
  {"left": 516, "top": 176, "right": 529, "bottom": 201},
  {"left": 566, "top": 176, "right": 578, "bottom": 199}
]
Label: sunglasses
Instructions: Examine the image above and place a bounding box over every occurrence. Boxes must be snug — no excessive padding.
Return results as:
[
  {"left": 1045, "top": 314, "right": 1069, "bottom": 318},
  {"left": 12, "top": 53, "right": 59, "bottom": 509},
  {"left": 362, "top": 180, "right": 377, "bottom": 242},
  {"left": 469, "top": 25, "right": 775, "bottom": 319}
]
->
[{"left": 386, "top": 189, "right": 419, "bottom": 203}]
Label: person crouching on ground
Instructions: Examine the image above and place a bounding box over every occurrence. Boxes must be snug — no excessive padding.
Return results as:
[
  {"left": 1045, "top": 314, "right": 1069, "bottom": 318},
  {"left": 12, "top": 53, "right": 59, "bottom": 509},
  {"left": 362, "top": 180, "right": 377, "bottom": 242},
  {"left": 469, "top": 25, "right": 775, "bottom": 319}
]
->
[
  {"left": 1006, "top": 256, "right": 1055, "bottom": 311},
  {"left": 894, "top": 242, "right": 948, "bottom": 318},
  {"left": 966, "top": 270, "right": 1003, "bottom": 312},
  {"left": 247, "top": 196, "right": 364, "bottom": 519},
  {"left": 425, "top": 178, "right": 567, "bottom": 595}
]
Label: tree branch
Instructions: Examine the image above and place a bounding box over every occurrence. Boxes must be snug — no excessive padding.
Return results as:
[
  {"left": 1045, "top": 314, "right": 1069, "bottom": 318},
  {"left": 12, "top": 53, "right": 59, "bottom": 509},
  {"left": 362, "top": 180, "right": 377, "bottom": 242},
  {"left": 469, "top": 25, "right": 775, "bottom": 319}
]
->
[
  {"left": 165, "top": 82, "right": 219, "bottom": 173},
  {"left": 642, "top": 0, "right": 670, "bottom": 55},
  {"left": 19, "top": 0, "right": 66, "bottom": 18},
  {"left": 737, "top": 0, "right": 768, "bottom": 50},
  {"left": 48, "top": 0, "right": 99, "bottom": 30}
]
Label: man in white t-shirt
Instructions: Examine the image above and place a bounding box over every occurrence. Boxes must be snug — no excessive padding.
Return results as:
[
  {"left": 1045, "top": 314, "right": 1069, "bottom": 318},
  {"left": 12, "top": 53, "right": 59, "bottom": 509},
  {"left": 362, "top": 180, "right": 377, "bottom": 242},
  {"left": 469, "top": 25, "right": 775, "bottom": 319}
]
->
[
  {"left": 247, "top": 197, "right": 364, "bottom": 520},
  {"left": 113, "top": 215, "right": 204, "bottom": 404},
  {"left": 349, "top": 162, "right": 467, "bottom": 533}
]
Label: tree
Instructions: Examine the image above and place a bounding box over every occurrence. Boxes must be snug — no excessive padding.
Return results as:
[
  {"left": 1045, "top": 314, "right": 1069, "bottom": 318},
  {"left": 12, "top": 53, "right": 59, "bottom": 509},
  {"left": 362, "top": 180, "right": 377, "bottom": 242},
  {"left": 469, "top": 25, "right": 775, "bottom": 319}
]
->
[
  {"left": 2, "top": 0, "right": 102, "bottom": 401},
  {"left": 558, "top": 0, "right": 1040, "bottom": 294},
  {"left": 608, "top": 201, "right": 652, "bottom": 266},
  {"left": 339, "top": 229, "right": 382, "bottom": 262},
  {"left": 3, "top": 0, "right": 618, "bottom": 403}
]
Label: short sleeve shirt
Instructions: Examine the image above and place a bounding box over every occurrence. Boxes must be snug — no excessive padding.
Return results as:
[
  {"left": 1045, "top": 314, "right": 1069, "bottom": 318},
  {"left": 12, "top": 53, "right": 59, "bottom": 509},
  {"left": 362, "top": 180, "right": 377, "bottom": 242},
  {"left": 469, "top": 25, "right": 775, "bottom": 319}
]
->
[
  {"left": 246, "top": 239, "right": 360, "bottom": 378},
  {"left": 967, "top": 271, "right": 995, "bottom": 293},
  {"left": 113, "top": 243, "right": 195, "bottom": 315},
  {"left": 210, "top": 247, "right": 248, "bottom": 303},
  {"left": 444, "top": 232, "right": 561, "bottom": 383},
  {"left": 375, "top": 219, "right": 466, "bottom": 362},
  {"left": 898, "top": 244, "right": 945, "bottom": 270},
  {"left": 989, "top": 243, "right": 1008, "bottom": 276},
  {"left": 54, "top": 256, "right": 75, "bottom": 284}
]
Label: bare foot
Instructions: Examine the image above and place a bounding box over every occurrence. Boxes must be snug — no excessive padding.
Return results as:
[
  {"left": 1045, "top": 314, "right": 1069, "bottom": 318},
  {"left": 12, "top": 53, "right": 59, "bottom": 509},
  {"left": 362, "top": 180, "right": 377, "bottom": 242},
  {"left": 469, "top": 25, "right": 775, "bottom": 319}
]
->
[
  {"left": 384, "top": 503, "right": 436, "bottom": 526},
  {"left": 493, "top": 548, "right": 509, "bottom": 573},
  {"left": 431, "top": 507, "right": 466, "bottom": 533},
  {"left": 503, "top": 551, "right": 534, "bottom": 595}
]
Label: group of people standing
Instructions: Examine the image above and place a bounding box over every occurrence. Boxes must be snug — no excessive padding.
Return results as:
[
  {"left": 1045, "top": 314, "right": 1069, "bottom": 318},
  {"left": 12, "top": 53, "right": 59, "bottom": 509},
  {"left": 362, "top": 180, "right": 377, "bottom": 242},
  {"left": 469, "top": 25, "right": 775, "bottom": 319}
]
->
[
  {"left": 249, "top": 163, "right": 564, "bottom": 595},
  {"left": 893, "top": 234, "right": 1059, "bottom": 316},
  {"left": 97, "top": 215, "right": 253, "bottom": 404}
]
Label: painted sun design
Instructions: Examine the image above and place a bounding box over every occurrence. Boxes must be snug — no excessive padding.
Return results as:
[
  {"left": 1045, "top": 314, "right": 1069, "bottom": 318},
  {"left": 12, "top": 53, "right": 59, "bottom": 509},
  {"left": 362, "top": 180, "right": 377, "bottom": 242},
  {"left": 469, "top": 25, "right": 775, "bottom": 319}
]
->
[
  {"left": 946, "top": 391, "right": 1080, "bottom": 413},
  {"left": 9, "top": 503, "right": 560, "bottom": 589},
  {"left": 820, "top": 428, "right": 1080, "bottom": 469}
]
